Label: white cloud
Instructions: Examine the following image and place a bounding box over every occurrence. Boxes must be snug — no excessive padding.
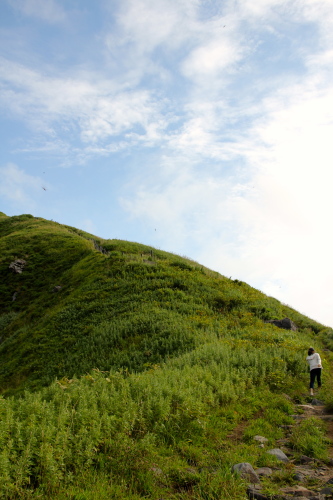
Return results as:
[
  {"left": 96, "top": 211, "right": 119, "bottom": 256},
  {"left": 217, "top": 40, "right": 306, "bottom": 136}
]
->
[
  {"left": 182, "top": 36, "right": 243, "bottom": 81},
  {"left": 119, "top": 0, "right": 333, "bottom": 326},
  {"left": 6, "top": 0, "right": 66, "bottom": 23},
  {"left": 0, "top": 163, "right": 45, "bottom": 206},
  {"left": 0, "top": 57, "right": 167, "bottom": 157},
  {"left": 194, "top": 72, "right": 333, "bottom": 326},
  {"left": 106, "top": 0, "right": 199, "bottom": 56}
]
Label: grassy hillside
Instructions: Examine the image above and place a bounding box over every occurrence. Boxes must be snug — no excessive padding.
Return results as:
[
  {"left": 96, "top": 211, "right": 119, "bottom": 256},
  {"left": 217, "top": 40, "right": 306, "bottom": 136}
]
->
[
  {"left": 0, "top": 212, "right": 326, "bottom": 393},
  {"left": 0, "top": 212, "right": 332, "bottom": 499}
]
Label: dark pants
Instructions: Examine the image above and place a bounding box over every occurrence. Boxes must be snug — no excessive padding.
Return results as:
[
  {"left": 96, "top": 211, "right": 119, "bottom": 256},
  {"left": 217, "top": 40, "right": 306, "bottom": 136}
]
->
[{"left": 310, "top": 368, "right": 322, "bottom": 389}]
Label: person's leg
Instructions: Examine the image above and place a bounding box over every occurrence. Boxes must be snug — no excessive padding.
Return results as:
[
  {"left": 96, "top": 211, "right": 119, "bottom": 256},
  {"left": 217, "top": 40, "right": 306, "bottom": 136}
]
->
[{"left": 310, "top": 370, "right": 316, "bottom": 395}]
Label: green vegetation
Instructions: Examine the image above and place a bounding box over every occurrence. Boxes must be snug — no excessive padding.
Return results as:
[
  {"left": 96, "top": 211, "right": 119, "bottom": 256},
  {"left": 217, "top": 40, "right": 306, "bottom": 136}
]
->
[
  {"left": 289, "top": 417, "right": 330, "bottom": 460},
  {"left": 0, "top": 213, "right": 332, "bottom": 499}
]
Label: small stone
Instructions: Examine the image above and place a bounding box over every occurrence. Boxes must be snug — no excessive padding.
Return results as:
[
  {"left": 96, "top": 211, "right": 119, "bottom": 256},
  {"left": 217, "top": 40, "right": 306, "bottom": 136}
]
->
[
  {"left": 246, "top": 487, "right": 269, "bottom": 500},
  {"left": 150, "top": 467, "right": 163, "bottom": 476},
  {"left": 254, "top": 435, "right": 268, "bottom": 444},
  {"left": 311, "top": 399, "right": 325, "bottom": 406},
  {"left": 266, "top": 448, "right": 289, "bottom": 462},
  {"left": 320, "top": 487, "right": 333, "bottom": 495},
  {"left": 255, "top": 467, "right": 273, "bottom": 477},
  {"left": 232, "top": 463, "right": 260, "bottom": 484},
  {"left": 280, "top": 485, "right": 316, "bottom": 497},
  {"left": 299, "top": 455, "right": 314, "bottom": 465}
]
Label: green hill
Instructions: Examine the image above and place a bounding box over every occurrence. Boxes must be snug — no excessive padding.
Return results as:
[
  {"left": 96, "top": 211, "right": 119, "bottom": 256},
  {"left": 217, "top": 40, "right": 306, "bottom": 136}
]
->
[{"left": 0, "top": 212, "right": 332, "bottom": 499}]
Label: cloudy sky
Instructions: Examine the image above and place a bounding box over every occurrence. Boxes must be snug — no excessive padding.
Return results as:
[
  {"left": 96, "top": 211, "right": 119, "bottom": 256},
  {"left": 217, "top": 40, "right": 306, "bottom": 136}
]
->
[{"left": 1, "top": 0, "right": 333, "bottom": 327}]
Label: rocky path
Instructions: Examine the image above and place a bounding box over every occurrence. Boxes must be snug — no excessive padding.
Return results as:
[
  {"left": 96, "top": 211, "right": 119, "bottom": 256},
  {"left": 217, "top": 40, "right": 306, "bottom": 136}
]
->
[{"left": 236, "top": 397, "right": 333, "bottom": 500}]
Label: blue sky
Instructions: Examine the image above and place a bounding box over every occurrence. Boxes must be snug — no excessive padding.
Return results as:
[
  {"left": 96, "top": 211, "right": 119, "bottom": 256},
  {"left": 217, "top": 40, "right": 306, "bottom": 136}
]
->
[{"left": 1, "top": 0, "right": 333, "bottom": 327}]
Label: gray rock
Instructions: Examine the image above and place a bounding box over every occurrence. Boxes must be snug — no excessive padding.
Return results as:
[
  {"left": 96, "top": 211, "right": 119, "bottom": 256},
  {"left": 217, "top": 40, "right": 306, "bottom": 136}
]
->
[
  {"left": 299, "top": 455, "right": 314, "bottom": 465},
  {"left": 320, "top": 486, "right": 333, "bottom": 495},
  {"left": 9, "top": 259, "right": 26, "bottom": 274},
  {"left": 254, "top": 435, "right": 268, "bottom": 444},
  {"left": 150, "top": 467, "right": 163, "bottom": 476},
  {"left": 52, "top": 286, "right": 62, "bottom": 292},
  {"left": 255, "top": 467, "right": 273, "bottom": 477},
  {"left": 281, "top": 485, "right": 316, "bottom": 497},
  {"left": 247, "top": 487, "right": 287, "bottom": 500},
  {"left": 232, "top": 463, "right": 260, "bottom": 484},
  {"left": 265, "top": 317, "right": 297, "bottom": 331},
  {"left": 311, "top": 399, "right": 325, "bottom": 406},
  {"left": 267, "top": 449, "right": 289, "bottom": 462},
  {"left": 247, "top": 487, "right": 269, "bottom": 500}
]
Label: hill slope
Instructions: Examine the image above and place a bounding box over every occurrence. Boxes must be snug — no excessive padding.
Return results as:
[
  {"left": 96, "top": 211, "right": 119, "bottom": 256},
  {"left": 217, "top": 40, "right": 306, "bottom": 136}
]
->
[
  {"left": 0, "top": 212, "right": 328, "bottom": 394},
  {"left": 1, "top": 213, "right": 333, "bottom": 499}
]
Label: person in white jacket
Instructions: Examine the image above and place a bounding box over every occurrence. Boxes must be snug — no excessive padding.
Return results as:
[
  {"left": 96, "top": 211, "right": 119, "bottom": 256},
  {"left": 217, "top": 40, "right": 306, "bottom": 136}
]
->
[{"left": 306, "top": 347, "right": 322, "bottom": 396}]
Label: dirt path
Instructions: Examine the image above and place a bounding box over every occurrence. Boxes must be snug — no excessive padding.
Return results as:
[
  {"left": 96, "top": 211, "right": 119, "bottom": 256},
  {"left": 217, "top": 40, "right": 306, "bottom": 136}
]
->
[{"left": 246, "top": 398, "right": 333, "bottom": 499}]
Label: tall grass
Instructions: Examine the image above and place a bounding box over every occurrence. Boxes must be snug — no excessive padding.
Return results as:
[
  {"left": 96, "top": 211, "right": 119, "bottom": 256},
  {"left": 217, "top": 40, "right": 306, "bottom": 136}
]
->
[{"left": 0, "top": 329, "right": 327, "bottom": 498}]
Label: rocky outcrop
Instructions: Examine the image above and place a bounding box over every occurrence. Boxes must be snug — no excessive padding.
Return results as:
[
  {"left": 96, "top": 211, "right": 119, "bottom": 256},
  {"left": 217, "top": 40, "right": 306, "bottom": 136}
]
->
[
  {"left": 89, "top": 239, "right": 109, "bottom": 255},
  {"left": 8, "top": 259, "right": 26, "bottom": 274},
  {"left": 265, "top": 318, "right": 297, "bottom": 331}
]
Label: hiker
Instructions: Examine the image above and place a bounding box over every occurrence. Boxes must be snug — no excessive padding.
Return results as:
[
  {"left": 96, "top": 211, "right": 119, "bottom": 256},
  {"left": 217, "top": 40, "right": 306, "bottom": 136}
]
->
[{"left": 306, "top": 347, "right": 322, "bottom": 396}]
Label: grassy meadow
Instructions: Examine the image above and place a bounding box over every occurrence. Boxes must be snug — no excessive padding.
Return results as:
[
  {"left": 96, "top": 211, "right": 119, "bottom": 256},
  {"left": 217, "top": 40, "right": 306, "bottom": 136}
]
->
[{"left": 0, "top": 212, "right": 332, "bottom": 499}]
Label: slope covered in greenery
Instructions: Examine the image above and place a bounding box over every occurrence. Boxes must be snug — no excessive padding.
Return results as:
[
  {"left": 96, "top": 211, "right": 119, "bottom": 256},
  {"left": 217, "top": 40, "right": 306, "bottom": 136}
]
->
[
  {"left": 0, "top": 212, "right": 332, "bottom": 499},
  {"left": 0, "top": 212, "right": 325, "bottom": 393}
]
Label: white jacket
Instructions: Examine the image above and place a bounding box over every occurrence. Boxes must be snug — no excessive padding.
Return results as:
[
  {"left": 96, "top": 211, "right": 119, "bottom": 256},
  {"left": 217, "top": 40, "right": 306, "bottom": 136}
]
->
[{"left": 306, "top": 352, "right": 322, "bottom": 371}]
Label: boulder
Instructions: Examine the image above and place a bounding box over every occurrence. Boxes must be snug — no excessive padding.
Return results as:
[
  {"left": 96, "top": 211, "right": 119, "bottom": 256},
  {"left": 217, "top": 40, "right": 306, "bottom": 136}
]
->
[
  {"left": 265, "top": 318, "right": 297, "bottom": 331},
  {"left": 232, "top": 463, "right": 260, "bottom": 483}
]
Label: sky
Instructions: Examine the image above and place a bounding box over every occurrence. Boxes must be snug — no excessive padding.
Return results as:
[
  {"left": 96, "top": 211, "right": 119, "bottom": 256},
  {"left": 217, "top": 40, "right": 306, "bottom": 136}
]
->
[{"left": 1, "top": 0, "right": 333, "bottom": 328}]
